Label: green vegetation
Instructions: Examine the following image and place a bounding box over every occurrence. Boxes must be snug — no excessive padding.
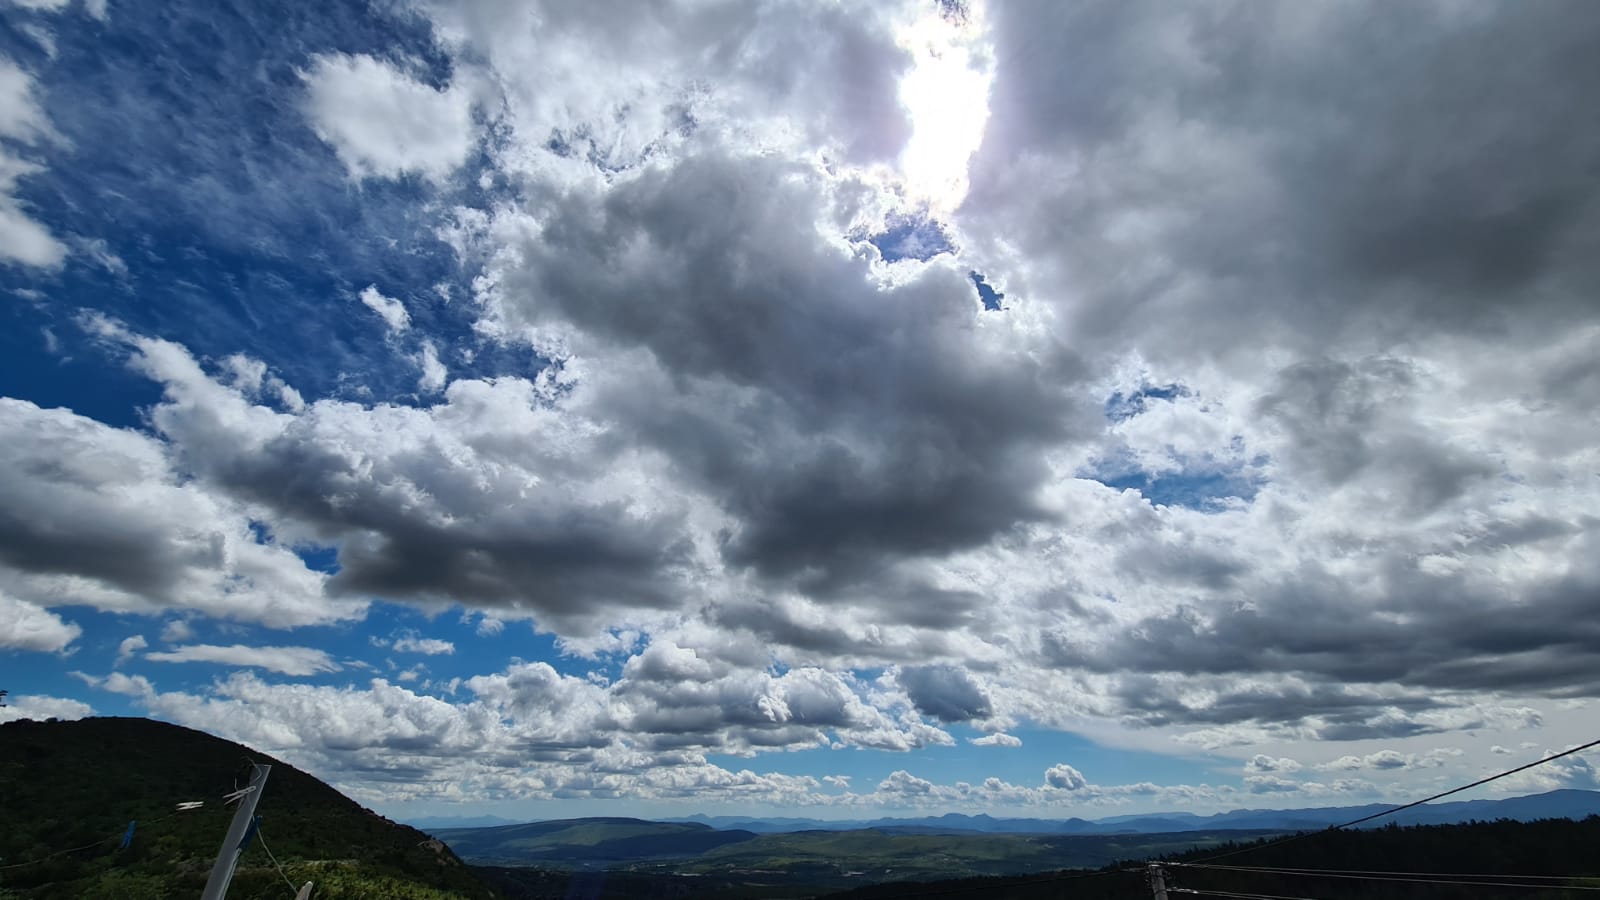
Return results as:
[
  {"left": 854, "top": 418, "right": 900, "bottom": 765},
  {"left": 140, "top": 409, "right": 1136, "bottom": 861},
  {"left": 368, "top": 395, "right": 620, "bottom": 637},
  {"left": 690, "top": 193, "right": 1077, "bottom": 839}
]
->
[
  {"left": 823, "top": 815, "right": 1600, "bottom": 899},
  {"left": 0, "top": 717, "right": 500, "bottom": 900},
  {"left": 439, "top": 820, "right": 1283, "bottom": 897},
  {"left": 432, "top": 819, "right": 756, "bottom": 865}
]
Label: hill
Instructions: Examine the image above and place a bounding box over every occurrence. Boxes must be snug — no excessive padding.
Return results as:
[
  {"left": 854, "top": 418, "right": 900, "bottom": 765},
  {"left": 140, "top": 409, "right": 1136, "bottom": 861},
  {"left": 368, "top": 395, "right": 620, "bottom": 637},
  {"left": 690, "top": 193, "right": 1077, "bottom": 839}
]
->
[
  {"left": 430, "top": 818, "right": 757, "bottom": 865},
  {"left": 0, "top": 716, "right": 501, "bottom": 900},
  {"left": 433, "top": 819, "right": 1281, "bottom": 895}
]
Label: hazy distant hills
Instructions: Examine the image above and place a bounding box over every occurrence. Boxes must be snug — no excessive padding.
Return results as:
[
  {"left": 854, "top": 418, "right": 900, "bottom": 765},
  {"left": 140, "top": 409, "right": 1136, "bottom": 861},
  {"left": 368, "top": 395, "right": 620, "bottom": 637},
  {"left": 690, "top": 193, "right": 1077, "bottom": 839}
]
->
[
  {"left": 430, "top": 819, "right": 757, "bottom": 866},
  {"left": 661, "top": 789, "right": 1600, "bottom": 835},
  {"left": 435, "top": 819, "right": 1283, "bottom": 889}
]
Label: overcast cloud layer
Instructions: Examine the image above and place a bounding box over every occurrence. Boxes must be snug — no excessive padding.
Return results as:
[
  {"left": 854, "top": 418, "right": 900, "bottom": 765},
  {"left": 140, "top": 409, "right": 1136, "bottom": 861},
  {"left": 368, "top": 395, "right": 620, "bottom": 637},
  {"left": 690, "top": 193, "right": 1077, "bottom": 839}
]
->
[{"left": 1, "top": 0, "right": 1597, "bottom": 817}]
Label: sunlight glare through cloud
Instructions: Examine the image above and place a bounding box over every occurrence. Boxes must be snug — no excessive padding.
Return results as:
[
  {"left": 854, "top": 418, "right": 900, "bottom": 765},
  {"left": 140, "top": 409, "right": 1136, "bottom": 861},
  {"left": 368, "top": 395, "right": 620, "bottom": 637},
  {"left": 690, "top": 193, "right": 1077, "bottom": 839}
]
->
[{"left": 896, "top": 7, "right": 992, "bottom": 212}]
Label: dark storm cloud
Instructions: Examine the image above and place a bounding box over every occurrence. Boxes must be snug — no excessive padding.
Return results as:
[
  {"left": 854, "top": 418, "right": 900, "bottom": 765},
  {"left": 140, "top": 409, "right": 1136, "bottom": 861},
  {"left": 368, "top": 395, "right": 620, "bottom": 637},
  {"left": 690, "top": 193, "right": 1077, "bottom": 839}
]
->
[
  {"left": 898, "top": 664, "right": 992, "bottom": 723},
  {"left": 967, "top": 0, "right": 1600, "bottom": 355},
  {"left": 498, "top": 150, "right": 1095, "bottom": 585},
  {"left": 1077, "top": 538, "right": 1600, "bottom": 709},
  {"left": 1256, "top": 357, "right": 1494, "bottom": 514}
]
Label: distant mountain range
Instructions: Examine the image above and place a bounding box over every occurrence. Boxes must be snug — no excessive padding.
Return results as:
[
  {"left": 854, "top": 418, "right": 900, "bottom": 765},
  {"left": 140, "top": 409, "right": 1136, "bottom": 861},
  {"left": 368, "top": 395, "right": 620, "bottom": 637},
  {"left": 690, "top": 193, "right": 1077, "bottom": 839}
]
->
[{"left": 658, "top": 789, "right": 1600, "bottom": 835}]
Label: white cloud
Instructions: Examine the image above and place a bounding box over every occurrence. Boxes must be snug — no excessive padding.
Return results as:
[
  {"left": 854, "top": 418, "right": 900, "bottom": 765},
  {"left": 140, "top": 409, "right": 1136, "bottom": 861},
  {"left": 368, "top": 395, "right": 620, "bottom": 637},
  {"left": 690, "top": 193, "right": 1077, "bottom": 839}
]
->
[
  {"left": 159, "top": 619, "right": 194, "bottom": 643},
  {"left": 303, "top": 53, "right": 476, "bottom": 184},
  {"left": 0, "top": 592, "right": 80, "bottom": 652},
  {"left": 970, "top": 732, "right": 1022, "bottom": 748},
  {"left": 358, "top": 285, "right": 410, "bottom": 333},
  {"left": 115, "top": 634, "right": 147, "bottom": 666},
  {"left": 0, "top": 693, "right": 91, "bottom": 724},
  {"left": 1045, "top": 764, "right": 1088, "bottom": 791},
  {"left": 0, "top": 391, "right": 359, "bottom": 628},
  {"left": 1244, "top": 755, "right": 1302, "bottom": 775},
  {"left": 144, "top": 643, "right": 341, "bottom": 677},
  {"left": 5, "top": 0, "right": 74, "bottom": 12},
  {"left": 0, "top": 58, "right": 66, "bottom": 268},
  {"left": 391, "top": 635, "right": 454, "bottom": 656},
  {"left": 415, "top": 340, "right": 447, "bottom": 392}
]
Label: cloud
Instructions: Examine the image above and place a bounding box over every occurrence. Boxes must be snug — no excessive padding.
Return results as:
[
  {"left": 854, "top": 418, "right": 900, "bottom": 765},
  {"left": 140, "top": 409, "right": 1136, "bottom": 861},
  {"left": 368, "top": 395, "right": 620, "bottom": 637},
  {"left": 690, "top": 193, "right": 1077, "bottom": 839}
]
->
[
  {"left": 1045, "top": 764, "right": 1087, "bottom": 791},
  {"left": 898, "top": 665, "right": 993, "bottom": 723},
  {"left": 0, "top": 57, "right": 67, "bottom": 268},
  {"left": 144, "top": 643, "right": 342, "bottom": 676},
  {"left": 1244, "top": 755, "right": 1301, "bottom": 775},
  {"left": 0, "top": 592, "right": 80, "bottom": 652},
  {"left": 0, "top": 693, "right": 91, "bottom": 724},
  {"left": 414, "top": 340, "right": 447, "bottom": 393},
  {"left": 358, "top": 285, "right": 410, "bottom": 333},
  {"left": 1320, "top": 748, "right": 1464, "bottom": 773},
  {"left": 0, "top": 392, "right": 359, "bottom": 628},
  {"left": 302, "top": 53, "right": 477, "bottom": 184},
  {"left": 115, "top": 634, "right": 147, "bottom": 666},
  {"left": 390, "top": 635, "right": 455, "bottom": 656},
  {"left": 970, "top": 732, "right": 1022, "bottom": 748}
]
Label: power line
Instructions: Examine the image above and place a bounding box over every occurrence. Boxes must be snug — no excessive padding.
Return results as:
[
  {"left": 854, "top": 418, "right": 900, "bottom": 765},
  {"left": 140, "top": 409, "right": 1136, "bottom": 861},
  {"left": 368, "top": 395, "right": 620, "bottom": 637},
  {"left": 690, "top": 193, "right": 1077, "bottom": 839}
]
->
[
  {"left": 1170, "top": 889, "right": 1327, "bottom": 900},
  {"left": 1191, "top": 735, "right": 1600, "bottom": 863}
]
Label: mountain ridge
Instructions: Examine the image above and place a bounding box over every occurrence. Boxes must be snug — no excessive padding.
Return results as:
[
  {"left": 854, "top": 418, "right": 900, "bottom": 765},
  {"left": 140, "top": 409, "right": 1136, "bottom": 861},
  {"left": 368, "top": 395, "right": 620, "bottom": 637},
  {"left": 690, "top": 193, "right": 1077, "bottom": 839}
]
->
[{"left": 412, "top": 788, "right": 1600, "bottom": 837}]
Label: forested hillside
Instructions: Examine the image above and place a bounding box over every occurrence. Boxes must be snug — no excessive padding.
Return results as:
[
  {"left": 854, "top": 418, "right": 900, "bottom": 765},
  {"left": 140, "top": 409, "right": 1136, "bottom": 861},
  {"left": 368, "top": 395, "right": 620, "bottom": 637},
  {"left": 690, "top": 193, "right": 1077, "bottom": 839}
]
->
[{"left": 0, "top": 717, "right": 500, "bottom": 900}]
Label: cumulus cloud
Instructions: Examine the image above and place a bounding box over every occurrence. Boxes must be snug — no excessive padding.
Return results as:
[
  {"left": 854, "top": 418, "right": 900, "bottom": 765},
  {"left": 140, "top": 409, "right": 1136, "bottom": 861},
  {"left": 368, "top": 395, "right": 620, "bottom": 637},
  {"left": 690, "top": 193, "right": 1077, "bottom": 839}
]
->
[
  {"left": 898, "top": 666, "right": 992, "bottom": 723},
  {"left": 0, "top": 693, "right": 91, "bottom": 724},
  {"left": 0, "top": 392, "right": 358, "bottom": 628},
  {"left": 970, "top": 732, "right": 1022, "bottom": 748},
  {"left": 0, "top": 591, "right": 80, "bottom": 652},
  {"left": 390, "top": 634, "right": 455, "bottom": 656},
  {"left": 303, "top": 53, "right": 477, "bottom": 183},
  {"left": 144, "top": 643, "right": 342, "bottom": 676},
  {"left": 1045, "top": 764, "right": 1087, "bottom": 791},
  {"left": 115, "top": 634, "right": 147, "bottom": 666},
  {"left": 1244, "top": 755, "right": 1301, "bottom": 775}
]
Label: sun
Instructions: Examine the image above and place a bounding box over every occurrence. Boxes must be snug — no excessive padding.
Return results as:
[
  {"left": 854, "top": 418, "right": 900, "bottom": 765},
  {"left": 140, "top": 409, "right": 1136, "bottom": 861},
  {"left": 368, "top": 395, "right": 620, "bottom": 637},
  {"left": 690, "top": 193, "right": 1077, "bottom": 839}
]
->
[{"left": 896, "top": 6, "right": 993, "bottom": 213}]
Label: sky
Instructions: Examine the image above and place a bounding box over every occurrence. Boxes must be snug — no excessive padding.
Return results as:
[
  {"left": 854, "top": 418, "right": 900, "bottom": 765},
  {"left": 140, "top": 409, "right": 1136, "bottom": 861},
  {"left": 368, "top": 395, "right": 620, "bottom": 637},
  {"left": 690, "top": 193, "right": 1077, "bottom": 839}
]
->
[{"left": 1, "top": 0, "right": 1599, "bottom": 823}]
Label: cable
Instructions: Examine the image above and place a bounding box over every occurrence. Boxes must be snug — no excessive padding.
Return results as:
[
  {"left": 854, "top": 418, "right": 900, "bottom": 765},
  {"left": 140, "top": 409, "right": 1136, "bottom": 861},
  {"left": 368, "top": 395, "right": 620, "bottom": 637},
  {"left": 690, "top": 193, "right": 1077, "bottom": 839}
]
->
[
  {"left": 1170, "top": 889, "right": 1327, "bottom": 900},
  {"left": 1190, "top": 735, "right": 1600, "bottom": 863},
  {"left": 254, "top": 827, "right": 300, "bottom": 897},
  {"left": 0, "top": 806, "right": 197, "bottom": 872},
  {"left": 0, "top": 835, "right": 118, "bottom": 871}
]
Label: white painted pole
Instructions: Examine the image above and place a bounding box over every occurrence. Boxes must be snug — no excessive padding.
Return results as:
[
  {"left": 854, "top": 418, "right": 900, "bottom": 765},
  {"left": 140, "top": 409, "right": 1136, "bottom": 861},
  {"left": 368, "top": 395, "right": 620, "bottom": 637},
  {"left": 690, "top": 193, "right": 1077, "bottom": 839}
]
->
[{"left": 200, "top": 763, "right": 270, "bottom": 900}]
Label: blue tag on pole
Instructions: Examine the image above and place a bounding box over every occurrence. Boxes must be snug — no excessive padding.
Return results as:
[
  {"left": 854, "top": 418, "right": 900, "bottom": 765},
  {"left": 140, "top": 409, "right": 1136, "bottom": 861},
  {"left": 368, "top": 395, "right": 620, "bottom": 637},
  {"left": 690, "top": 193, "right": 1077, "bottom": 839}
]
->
[{"left": 237, "top": 816, "right": 261, "bottom": 852}]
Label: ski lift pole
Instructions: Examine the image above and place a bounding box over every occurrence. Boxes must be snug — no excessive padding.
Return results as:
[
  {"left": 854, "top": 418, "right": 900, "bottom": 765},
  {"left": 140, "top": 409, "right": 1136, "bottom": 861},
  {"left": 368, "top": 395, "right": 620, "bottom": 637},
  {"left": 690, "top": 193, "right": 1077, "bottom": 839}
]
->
[{"left": 200, "top": 763, "right": 270, "bottom": 900}]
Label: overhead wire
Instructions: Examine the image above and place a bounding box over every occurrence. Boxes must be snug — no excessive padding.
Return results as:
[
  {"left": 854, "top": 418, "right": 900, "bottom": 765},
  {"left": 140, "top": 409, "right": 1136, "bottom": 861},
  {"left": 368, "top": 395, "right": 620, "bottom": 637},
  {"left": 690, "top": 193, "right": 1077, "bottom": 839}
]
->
[
  {"left": 0, "top": 805, "right": 194, "bottom": 872},
  {"left": 1169, "top": 889, "right": 1327, "bottom": 900},
  {"left": 1189, "top": 735, "right": 1600, "bottom": 863},
  {"left": 253, "top": 826, "right": 300, "bottom": 897}
]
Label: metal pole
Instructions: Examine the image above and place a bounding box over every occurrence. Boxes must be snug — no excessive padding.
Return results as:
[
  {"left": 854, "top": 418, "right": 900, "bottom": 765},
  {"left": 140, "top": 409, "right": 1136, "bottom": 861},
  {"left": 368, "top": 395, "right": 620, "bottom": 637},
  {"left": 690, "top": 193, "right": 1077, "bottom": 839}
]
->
[
  {"left": 200, "top": 763, "right": 270, "bottom": 900},
  {"left": 1148, "top": 863, "right": 1170, "bottom": 900}
]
